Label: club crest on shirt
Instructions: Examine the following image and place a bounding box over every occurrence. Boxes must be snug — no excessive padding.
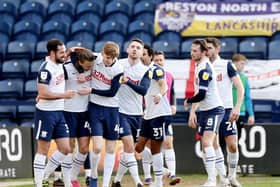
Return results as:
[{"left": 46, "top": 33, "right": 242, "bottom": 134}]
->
[
  {"left": 202, "top": 72, "right": 209, "bottom": 80},
  {"left": 40, "top": 71, "right": 48, "bottom": 80},
  {"left": 156, "top": 69, "right": 163, "bottom": 76}
]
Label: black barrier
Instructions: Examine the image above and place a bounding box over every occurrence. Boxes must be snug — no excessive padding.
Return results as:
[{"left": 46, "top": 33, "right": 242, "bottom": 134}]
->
[
  {"left": 0, "top": 126, "right": 33, "bottom": 178},
  {"left": 173, "top": 124, "right": 280, "bottom": 175}
]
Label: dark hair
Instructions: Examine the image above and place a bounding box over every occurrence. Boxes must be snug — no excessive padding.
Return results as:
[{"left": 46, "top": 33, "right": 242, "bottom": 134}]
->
[
  {"left": 46, "top": 39, "right": 64, "bottom": 54},
  {"left": 76, "top": 49, "right": 95, "bottom": 63},
  {"left": 154, "top": 51, "right": 165, "bottom": 56},
  {"left": 205, "top": 37, "right": 221, "bottom": 48},
  {"left": 129, "top": 38, "right": 144, "bottom": 47},
  {"left": 144, "top": 44, "right": 154, "bottom": 58},
  {"left": 192, "top": 39, "right": 208, "bottom": 52}
]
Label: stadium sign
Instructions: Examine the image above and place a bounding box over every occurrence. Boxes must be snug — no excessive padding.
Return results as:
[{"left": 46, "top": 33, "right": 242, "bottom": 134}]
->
[
  {"left": 0, "top": 127, "right": 33, "bottom": 178},
  {"left": 174, "top": 124, "right": 280, "bottom": 175},
  {"left": 155, "top": 1, "right": 280, "bottom": 36}
]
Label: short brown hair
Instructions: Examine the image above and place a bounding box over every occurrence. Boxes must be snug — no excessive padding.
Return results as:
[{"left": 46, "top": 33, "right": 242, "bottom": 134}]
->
[
  {"left": 205, "top": 37, "right": 221, "bottom": 48},
  {"left": 103, "top": 41, "right": 120, "bottom": 59},
  {"left": 192, "top": 39, "right": 208, "bottom": 52},
  {"left": 76, "top": 49, "right": 95, "bottom": 63},
  {"left": 232, "top": 53, "right": 247, "bottom": 62},
  {"left": 129, "top": 38, "right": 144, "bottom": 47}
]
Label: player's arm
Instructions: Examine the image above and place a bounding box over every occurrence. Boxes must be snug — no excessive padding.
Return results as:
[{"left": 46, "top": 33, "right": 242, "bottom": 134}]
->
[
  {"left": 90, "top": 73, "right": 123, "bottom": 97},
  {"left": 170, "top": 76, "right": 177, "bottom": 115},
  {"left": 185, "top": 69, "right": 210, "bottom": 104},
  {"left": 188, "top": 103, "right": 199, "bottom": 128},
  {"left": 153, "top": 68, "right": 168, "bottom": 104},
  {"left": 125, "top": 70, "right": 151, "bottom": 96},
  {"left": 37, "top": 70, "right": 76, "bottom": 100},
  {"left": 244, "top": 78, "right": 255, "bottom": 125},
  {"left": 228, "top": 62, "right": 244, "bottom": 122}
]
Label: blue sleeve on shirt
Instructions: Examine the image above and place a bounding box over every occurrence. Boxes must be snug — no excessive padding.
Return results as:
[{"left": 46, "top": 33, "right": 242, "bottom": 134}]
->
[
  {"left": 227, "top": 61, "right": 237, "bottom": 78},
  {"left": 63, "top": 64, "right": 68, "bottom": 80},
  {"left": 153, "top": 66, "right": 165, "bottom": 81},
  {"left": 37, "top": 69, "right": 51, "bottom": 85},
  {"left": 244, "top": 78, "right": 254, "bottom": 116},
  {"left": 126, "top": 70, "right": 151, "bottom": 96},
  {"left": 91, "top": 73, "right": 123, "bottom": 97},
  {"left": 186, "top": 69, "right": 211, "bottom": 103}
]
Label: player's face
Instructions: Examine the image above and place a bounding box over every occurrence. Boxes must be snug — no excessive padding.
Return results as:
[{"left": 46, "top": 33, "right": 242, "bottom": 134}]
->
[
  {"left": 234, "top": 60, "right": 246, "bottom": 72},
  {"left": 127, "top": 41, "right": 143, "bottom": 60},
  {"left": 55, "top": 45, "right": 66, "bottom": 64},
  {"left": 206, "top": 43, "right": 219, "bottom": 62},
  {"left": 79, "top": 60, "right": 93, "bottom": 71},
  {"left": 102, "top": 52, "right": 115, "bottom": 67},
  {"left": 153, "top": 54, "right": 165, "bottom": 67},
  {"left": 142, "top": 48, "right": 151, "bottom": 66},
  {"left": 191, "top": 44, "right": 203, "bottom": 62}
]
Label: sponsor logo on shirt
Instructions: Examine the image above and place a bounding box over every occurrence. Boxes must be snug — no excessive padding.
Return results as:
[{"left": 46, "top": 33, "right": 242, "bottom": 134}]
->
[
  {"left": 56, "top": 73, "right": 65, "bottom": 85},
  {"left": 92, "top": 70, "right": 111, "bottom": 85}
]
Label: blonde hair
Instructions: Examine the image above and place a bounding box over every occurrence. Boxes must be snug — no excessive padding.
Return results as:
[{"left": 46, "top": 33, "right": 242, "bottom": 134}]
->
[
  {"left": 103, "top": 41, "right": 120, "bottom": 59},
  {"left": 232, "top": 53, "right": 247, "bottom": 62}
]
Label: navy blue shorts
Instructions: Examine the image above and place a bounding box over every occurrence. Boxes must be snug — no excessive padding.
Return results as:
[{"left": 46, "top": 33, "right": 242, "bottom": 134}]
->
[
  {"left": 63, "top": 111, "right": 91, "bottom": 138},
  {"left": 88, "top": 102, "right": 119, "bottom": 140},
  {"left": 219, "top": 108, "right": 237, "bottom": 138},
  {"left": 119, "top": 113, "right": 142, "bottom": 142},
  {"left": 140, "top": 116, "right": 171, "bottom": 141},
  {"left": 34, "top": 108, "right": 69, "bottom": 141},
  {"left": 198, "top": 106, "right": 225, "bottom": 136}
]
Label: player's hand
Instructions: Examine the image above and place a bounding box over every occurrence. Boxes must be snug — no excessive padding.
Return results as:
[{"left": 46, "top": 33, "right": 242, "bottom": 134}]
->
[
  {"left": 188, "top": 111, "right": 197, "bottom": 129},
  {"left": 122, "top": 76, "right": 129, "bottom": 84},
  {"left": 77, "top": 74, "right": 87, "bottom": 83},
  {"left": 183, "top": 99, "right": 188, "bottom": 110},
  {"left": 77, "top": 86, "right": 91, "bottom": 95},
  {"left": 171, "top": 105, "right": 176, "bottom": 115},
  {"left": 247, "top": 116, "right": 255, "bottom": 125},
  {"left": 64, "top": 90, "right": 77, "bottom": 99},
  {"left": 229, "top": 107, "right": 240, "bottom": 122},
  {"left": 153, "top": 93, "right": 162, "bottom": 104}
]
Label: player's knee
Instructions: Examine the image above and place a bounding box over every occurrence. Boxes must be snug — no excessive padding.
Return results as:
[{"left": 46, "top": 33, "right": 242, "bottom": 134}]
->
[
  {"left": 228, "top": 143, "right": 237, "bottom": 153},
  {"left": 79, "top": 146, "right": 89, "bottom": 155},
  {"left": 135, "top": 143, "right": 144, "bottom": 153}
]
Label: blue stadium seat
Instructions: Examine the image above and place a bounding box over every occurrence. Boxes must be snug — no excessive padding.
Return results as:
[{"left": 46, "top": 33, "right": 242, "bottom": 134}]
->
[
  {"left": 0, "top": 1, "right": 17, "bottom": 24},
  {"left": 35, "top": 41, "right": 48, "bottom": 60},
  {"left": 71, "top": 20, "right": 98, "bottom": 43},
  {"left": 6, "top": 41, "right": 35, "bottom": 60},
  {"left": 94, "top": 41, "right": 107, "bottom": 52},
  {"left": 219, "top": 37, "right": 239, "bottom": 60},
  {"left": 133, "top": 12, "right": 155, "bottom": 23},
  {"left": 95, "top": 40, "right": 123, "bottom": 53},
  {"left": 4, "top": 0, "right": 21, "bottom": 10},
  {"left": 105, "top": 13, "right": 130, "bottom": 28},
  {"left": 153, "top": 40, "right": 181, "bottom": 59},
  {"left": 76, "top": 0, "right": 103, "bottom": 18},
  {"left": 17, "top": 103, "right": 36, "bottom": 120},
  {"left": 100, "top": 32, "right": 125, "bottom": 45},
  {"left": 41, "top": 20, "right": 69, "bottom": 42},
  {"left": 2, "top": 59, "right": 29, "bottom": 79},
  {"left": 0, "top": 42, "right": 7, "bottom": 60},
  {"left": 133, "top": 0, "right": 155, "bottom": 17},
  {"left": 30, "top": 60, "right": 43, "bottom": 78},
  {"left": 47, "top": 0, "right": 75, "bottom": 23},
  {"left": 99, "top": 20, "right": 127, "bottom": 36},
  {"left": 156, "top": 31, "right": 182, "bottom": 43},
  {"left": 239, "top": 37, "right": 268, "bottom": 59},
  {"left": 20, "top": 120, "right": 34, "bottom": 127},
  {"left": 0, "top": 119, "right": 17, "bottom": 127},
  {"left": 180, "top": 39, "right": 193, "bottom": 58},
  {"left": 13, "top": 20, "right": 40, "bottom": 43},
  {"left": 268, "top": 40, "right": 280, "bottom": 59},
  {"left": 66, "top": 41, "right": 94, "bottom": 51},
  {"left": 0, "top": 79, "right": 24, "bottom": 99},
  {"left": 128, "top": 32, "right": 153, "bottom": 46},
  {"left": 128, "top": 20, "right": 153, "bottom": 36},
  {"left": 271, "top": 31, "right": 280, "bottom": 41},
  {"left": 105, "top": 0, "right": 132, "bottom": 17},
  {"left": 19, "top": 1, "right": 46, "bottom": 25},
  {"left": 121, "top": 40, "right": 129, "bottom": 58},
  {"left": 0, "top": 21, "right": 12, "bottom": 38},
  {"left": 27, "top": 0, "right": 49, "bottom": 9}
]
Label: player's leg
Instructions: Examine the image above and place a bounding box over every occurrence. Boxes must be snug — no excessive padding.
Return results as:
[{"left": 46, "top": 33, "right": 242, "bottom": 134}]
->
[
  {"left": 162, "top": 124, "right": 181, "bottom": 185},
  {"left": 141, "top": 140, "right": 153, "bottom": 185},
  {"left": 53, "top": 166, "right": 64, "bottom": 187},
  {"left": 84, "top": 152, "right": 91, "bottom": 186}
]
